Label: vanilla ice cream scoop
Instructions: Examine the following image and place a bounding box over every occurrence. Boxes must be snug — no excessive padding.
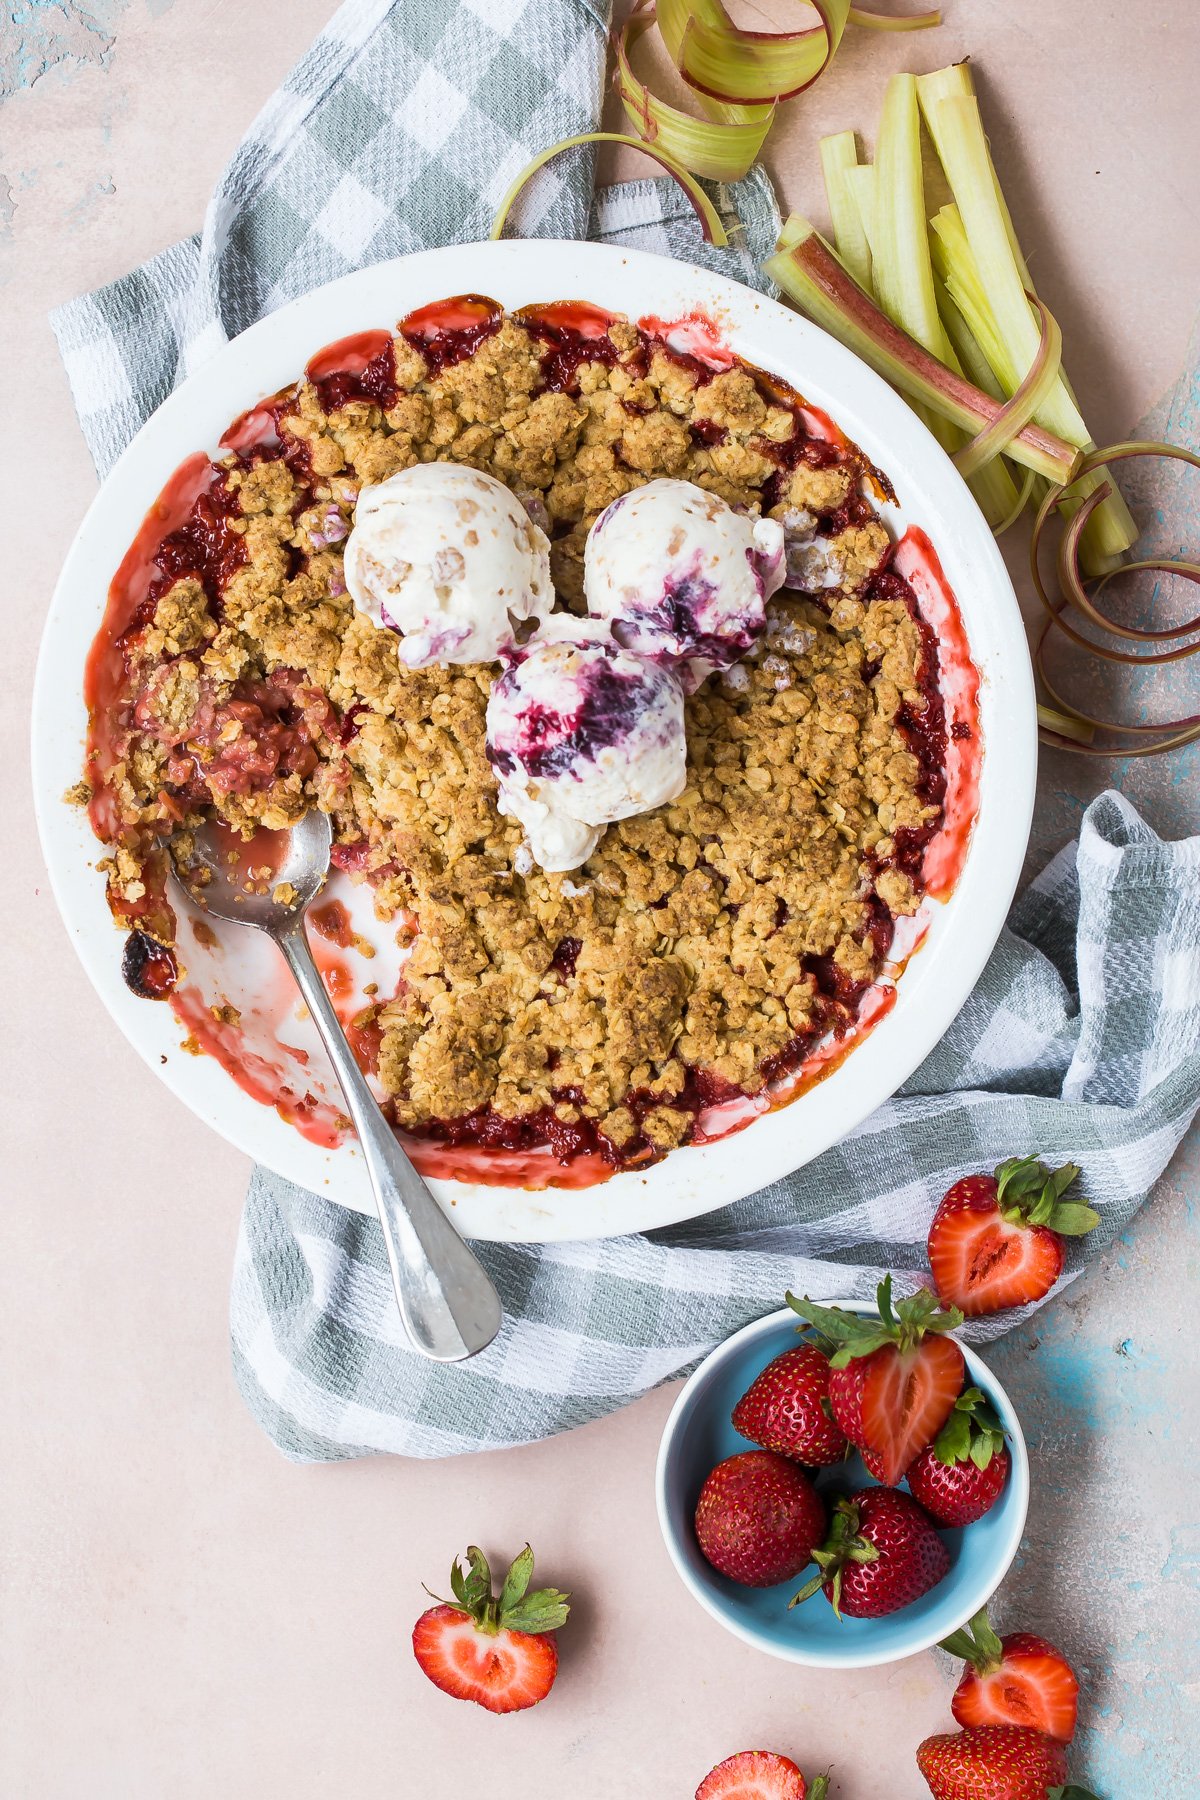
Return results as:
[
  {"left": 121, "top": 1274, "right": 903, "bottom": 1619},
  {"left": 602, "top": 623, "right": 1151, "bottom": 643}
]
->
[
  {"left": 343, "top": 463, "right": 553, "bottom": 668},
  {"left": 583, "top": 478, "right": 786, "bottom": 690},
  {"left": 486, "top": 623, "right": 687, "bottom": 873}
]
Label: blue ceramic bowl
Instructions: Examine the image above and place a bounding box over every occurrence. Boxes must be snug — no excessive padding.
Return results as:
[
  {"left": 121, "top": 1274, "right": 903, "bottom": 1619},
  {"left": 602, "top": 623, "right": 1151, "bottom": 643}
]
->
[{"left": 656, "top": 1302, "right": 1029, "bottom": 1667}]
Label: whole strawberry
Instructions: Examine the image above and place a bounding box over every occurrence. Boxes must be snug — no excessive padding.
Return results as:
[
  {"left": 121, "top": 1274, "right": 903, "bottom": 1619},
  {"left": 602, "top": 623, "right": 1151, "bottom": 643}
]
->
[
  {"left": 696, "top": 1751, "right": 828, "bottom": 1799},
  {"left": 908, "top": 1386, "right": 1011, "bottom": 1526},
  {"left": 916, "top": 1725, "right": 1096, "bottom": 1800},
  {"left": 941, "top": 1608, "right": 1080, "bottom": 1743},
  {"left": 928, "top": 1158, "right": 1099, "bottom": 1317},
  {"left": 695, "top": 1451, "right": 826, "bottom": 1587},
  {"left": 789, "top": 1277, "right": 965, "bottom": 1484},
  {"left": 791, "top": 1486, "right": 949, "bottom": 1618},
  {"left": 732, "top": 1343, "right": 849, "bottom": 1467},
  {"left": 412, "top": 1544, "right": 569, "bottom": 1713}
]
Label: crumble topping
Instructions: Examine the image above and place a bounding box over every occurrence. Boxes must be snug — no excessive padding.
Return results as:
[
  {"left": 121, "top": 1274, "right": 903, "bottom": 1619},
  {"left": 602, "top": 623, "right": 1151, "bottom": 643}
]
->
[{"left": 85, "top": 299, "right": 949, "bottom": 1169}]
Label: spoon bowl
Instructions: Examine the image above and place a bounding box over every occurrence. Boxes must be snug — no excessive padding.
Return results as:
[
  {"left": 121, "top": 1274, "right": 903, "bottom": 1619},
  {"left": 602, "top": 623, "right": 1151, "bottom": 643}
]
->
[{"left": 173, "top": 811, "right": 335, "bottom": 927}]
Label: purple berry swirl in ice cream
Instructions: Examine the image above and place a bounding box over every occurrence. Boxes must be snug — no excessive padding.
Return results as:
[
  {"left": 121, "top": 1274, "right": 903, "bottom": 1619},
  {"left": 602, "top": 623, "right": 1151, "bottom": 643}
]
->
[
  {"left": 583, "top": 478, "right": 786, "bottom": 691},
  {"left": 485, "top": 621, "right": 687, "bottom": 873}
]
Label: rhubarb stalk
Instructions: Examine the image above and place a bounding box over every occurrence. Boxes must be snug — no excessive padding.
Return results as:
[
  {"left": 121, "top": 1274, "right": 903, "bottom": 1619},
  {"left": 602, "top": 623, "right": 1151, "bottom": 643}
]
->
[
  {"left": 916, "top": 71, "right": 1138, "bottom": 571},
  {"left": 614, "top": 10, "right": 775, "bottom": 181},
  {"left": 869, "top": 73, "right": 1019, "bottom": 526},
  {"left": 658, "top": 0, "right": 851, "bottom": 104},
  {"left": 764, "top": 221, "right": 1080, "bottom": 484},
  {"left": 819, "top": 131, "right": 872, "bottom": 291}
]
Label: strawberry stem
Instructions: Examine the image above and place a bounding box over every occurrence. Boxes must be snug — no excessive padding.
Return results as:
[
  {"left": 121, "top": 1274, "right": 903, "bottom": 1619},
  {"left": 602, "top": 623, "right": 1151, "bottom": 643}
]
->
[
  {"left": 993, "top": 1158, "right": 1100, "bottom": 1235},
  {"left": 789, "top": 1497, "right": 878, "bottom": 1619},
  {"left": 933, "top": 1387, "right": 1006, "bottom": 1469},
  {"left": 938, "top": 1604, "right": 1004, "bottom": 1670},
  {"left": 430, "top": 1544, "right": 570, "bottom": 1636},
  {"left": 789, "top": 1276, "right": 963, "bottom": 1366}
]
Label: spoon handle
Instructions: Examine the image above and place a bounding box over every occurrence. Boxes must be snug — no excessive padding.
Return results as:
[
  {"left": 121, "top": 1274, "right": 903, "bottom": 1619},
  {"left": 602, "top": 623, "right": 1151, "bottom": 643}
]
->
[{"left": 275, "top": 921, "right": 503, "bottom": 1362}]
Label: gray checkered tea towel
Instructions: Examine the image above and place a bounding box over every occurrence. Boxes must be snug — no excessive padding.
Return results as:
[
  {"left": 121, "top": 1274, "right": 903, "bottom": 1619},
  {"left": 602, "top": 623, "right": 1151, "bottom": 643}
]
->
[
  {"left": 50, "top": 5, "right": 1200, "bottom": 1463},
  {"left": 227, "top": 793, "right": 1200, "bottom": 1458}
]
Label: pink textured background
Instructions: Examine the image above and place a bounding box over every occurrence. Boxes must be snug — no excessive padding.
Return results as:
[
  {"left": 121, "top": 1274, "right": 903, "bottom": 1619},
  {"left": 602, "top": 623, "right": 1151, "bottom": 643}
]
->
[{"left": 4, "top": 4, "right": 1198, "bottom": 1796}]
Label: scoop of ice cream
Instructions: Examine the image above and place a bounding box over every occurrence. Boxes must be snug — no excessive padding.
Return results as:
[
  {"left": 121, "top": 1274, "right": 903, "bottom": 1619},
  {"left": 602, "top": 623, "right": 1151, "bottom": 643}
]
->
[
  {"left": 583, "top": 478, "right": 786, "bottom": 689},
  {"left": 343, "top": 463, "right": 552, "bottom": 668},
  {"left": 485, "top": 622, "right": 687, "bottom": 873}
]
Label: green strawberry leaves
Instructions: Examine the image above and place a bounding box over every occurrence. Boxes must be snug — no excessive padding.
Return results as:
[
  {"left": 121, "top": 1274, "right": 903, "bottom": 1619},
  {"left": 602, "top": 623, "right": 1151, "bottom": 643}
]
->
[
  {"left": 432, "top": 1544, "right": 570, "bottom": 1637},
  {"left": 938, "top": 1604, "right": 1005, "bottom": 1671},
  {"left": 1047, "top": 1789, "right": 1103, "bottom": 1799},
  {"left": 789, "top": 1497, "right": 878, "bottom": 1619},
  {"left": 808, "top": 1775, "right": 831, "bottom": 1800},
  {"left": 498, "top": 1543, "right": 535, "bottom": 1615},
  {"left": 447, "top": 1544, "right": 493, "bottom": 1615},
  {"left": 933, "top": 1388, "right": 1007, "bottom": 1471},
  {"left": 788, "top": 1276, "right": 962, "bottom": 1366},
  {"left": 994, "top": 1158, "right": 1100, "bottom": 1236}
]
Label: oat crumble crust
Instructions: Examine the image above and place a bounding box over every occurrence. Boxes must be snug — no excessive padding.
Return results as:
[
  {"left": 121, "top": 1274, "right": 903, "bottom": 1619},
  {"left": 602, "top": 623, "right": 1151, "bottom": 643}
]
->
[{"left": 92, "top": 305, "right": 944, "bottom": 1164}]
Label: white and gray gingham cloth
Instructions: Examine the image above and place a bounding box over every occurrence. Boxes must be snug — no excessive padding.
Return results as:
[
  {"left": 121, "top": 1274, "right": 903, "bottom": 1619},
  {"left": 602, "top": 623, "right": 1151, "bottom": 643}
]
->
[{"left": 51, "top": 2, "right": 1200, "bottom": 1461}]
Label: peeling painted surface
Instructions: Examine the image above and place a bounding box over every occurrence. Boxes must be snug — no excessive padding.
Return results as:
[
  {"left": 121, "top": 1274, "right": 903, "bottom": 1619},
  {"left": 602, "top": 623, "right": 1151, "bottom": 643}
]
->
[{"left": 1, "top": 2, "right": 119, "bottom": 102}]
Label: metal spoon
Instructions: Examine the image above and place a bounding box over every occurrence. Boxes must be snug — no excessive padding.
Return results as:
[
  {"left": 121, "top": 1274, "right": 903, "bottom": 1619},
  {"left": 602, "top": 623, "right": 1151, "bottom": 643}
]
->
[{"left": 171, "top": 810, "right": 503, "bottom": 1362}]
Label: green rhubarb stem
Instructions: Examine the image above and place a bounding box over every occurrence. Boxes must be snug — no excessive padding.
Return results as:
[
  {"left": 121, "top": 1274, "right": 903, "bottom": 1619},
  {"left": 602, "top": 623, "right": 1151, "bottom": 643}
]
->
[
  {"left": 869, "top": 73, "right": 1018, "bottom": 527},
  {"left": 819, "top": 131, "right": 872, "bottom": 291},
  {"left": 765, "top": 224, "right": 1079, "bottom": 484},
  {"left": 917, "top": 77, "right": 1138, "bottom": 571}
]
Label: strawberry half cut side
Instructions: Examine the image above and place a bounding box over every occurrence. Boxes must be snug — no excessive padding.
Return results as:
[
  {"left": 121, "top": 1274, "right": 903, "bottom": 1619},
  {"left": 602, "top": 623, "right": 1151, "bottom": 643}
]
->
[
  {"left": 412, "top": 1543, "right": 570, "bottom": 1713},
  {"left": 941, "top": 1607, "right": 1081, "bottom": 1744},
  {"left": 696, "top": 1750, "right": 827, "bottom": 1800},
  {"left": 927, "top": 1158, "right": 1100, "bottom": 1317},
  {"left": 788, "top": 1277, "right": 965, "bottom": 1483}
]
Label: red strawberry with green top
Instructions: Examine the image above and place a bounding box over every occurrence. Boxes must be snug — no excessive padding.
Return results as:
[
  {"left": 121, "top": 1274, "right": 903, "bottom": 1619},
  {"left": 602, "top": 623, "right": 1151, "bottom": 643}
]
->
[
  {"left": 732, "top": 1343, "right": 849, "bottom": 1467},
  {"left": 411, "top": 1543, "right": 569, "bottom": 1712},
  {"left": 927, "top": 1159, "right": 1099, "bottom": 1317},
  {"left": 694, "top": 1451, "right": 826, "bottom": 1588},
  {"left": 696, "top": 1751, "right": 828, "bottom": 1799},
  {"left": 788, "top": 1277, "right": 966, "bottom": 1483},
  {"left": 791, "top": 1486, "right": 950, "bottom": 1618},
  {"left": 916, "top": 1725, "right": 1097, "bottom": 1799},
  {"left": 941, "top": 1609, "right": 1080, "bottom": 1743},
  {"left": 908, "top": 1386, "right": 1011, "bottom": 1526}
]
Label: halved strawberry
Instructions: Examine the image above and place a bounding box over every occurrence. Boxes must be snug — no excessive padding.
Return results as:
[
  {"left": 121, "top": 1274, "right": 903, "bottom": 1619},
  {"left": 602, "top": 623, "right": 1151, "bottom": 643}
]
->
[
  {"left": 789, "top": 1278, "right": 965, "bottom": 1483},
  {"left": 908, "top": 1387, "right": 1011, "bottom": 1526},
  {"left": 916, "top": 1725, "right": 1094, "bottom": 1800},
  {"left": 732, "top": 1343, "right": 849, "bottom": 1467},
  {"left": 941, "top": 1609, "right": 1080, "bottom": 1743},
  {"left": 412, "top": 1543, "right": 569, "bottom": 1713},
  {"left": 927, "top": 1159, "right": 1099, "bottom": 1317},
  {"left": 696, "top": 1751, "right": 826, "bottom": 1799}
]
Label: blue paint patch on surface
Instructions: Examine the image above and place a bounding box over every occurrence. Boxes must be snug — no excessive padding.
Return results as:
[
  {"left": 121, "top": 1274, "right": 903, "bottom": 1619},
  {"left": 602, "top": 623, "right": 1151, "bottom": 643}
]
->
[{"left": 2, "top": 1, "right": 123, "bottom": 104}]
